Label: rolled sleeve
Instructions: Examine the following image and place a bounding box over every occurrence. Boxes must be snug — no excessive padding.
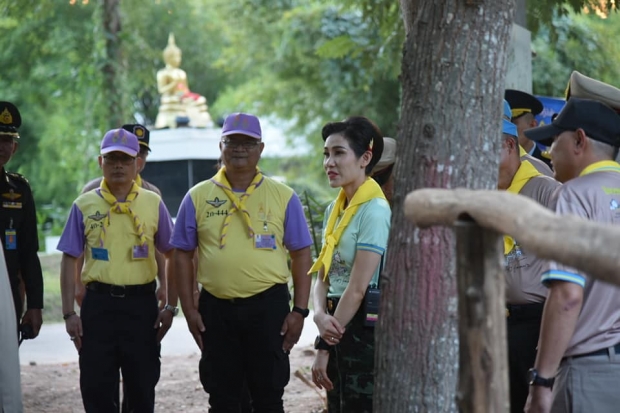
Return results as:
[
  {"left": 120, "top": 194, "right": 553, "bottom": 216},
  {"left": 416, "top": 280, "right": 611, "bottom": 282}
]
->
[
  {"left": 170, "top": 192, "right": 198, "bottom": 251},
  {"left": 57, "top": 204, "right": 86, "bottom": 258},
  {"left": 155, "top": 200, "right": 174, "bottom": 253},
  {"left": 283, "top": 193, "right": 312, "bottom": 251}
]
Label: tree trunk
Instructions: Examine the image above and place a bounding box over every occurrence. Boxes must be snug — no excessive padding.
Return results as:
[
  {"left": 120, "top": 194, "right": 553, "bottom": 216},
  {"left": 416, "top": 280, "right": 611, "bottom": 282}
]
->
[
  {"left": 374, "top": 1, "right": 514, "bottom": 412},
  {"left": 102, "top": 0, "right": 124, "bottom": 128}
]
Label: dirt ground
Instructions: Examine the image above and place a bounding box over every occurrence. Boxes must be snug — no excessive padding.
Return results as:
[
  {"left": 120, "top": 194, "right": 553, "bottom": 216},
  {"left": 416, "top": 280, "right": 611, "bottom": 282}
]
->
[{"left": 21, "top": 347, "right": 326, "bottom": 413}]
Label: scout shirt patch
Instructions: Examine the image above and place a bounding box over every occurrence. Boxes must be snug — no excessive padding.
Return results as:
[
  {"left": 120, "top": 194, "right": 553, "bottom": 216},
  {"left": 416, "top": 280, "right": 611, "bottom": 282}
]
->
[
  {"left": 206, "top": 197, "right": 227, "bottom": 208},
  {"left": 87, "top": 211, "right": 107, "bottom": 230},
  {"left": 2, "top": 189, "right": 22, "bottom": 209}
]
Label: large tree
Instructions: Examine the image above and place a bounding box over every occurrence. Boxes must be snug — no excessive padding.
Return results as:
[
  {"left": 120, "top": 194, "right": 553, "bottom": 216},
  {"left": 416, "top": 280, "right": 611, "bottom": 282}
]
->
[{"left": 374, "top": 1, "right": 515, "bottom": 411}]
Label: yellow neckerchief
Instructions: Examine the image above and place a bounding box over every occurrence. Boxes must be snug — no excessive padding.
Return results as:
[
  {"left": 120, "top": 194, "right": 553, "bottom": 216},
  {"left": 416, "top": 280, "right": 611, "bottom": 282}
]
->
[
  {"left": 308, "top": 177, "right": 387, "bottom": 280},
  {"left": 135, "top": 173, "right": 143, "bottom": 187},
  {"left": 503, "top": 160, "right": 543, "bottom": 254},
  {"left": 519, "top": 145, "right": 527, "bottom": 157},
  {"left": 211, "top": 166, "right": 263, "bottom": 249},
  {"left": 579, "top": 160, "right": 620, "bottom": 176},
  {"left": 98, "top": 179, "right": 145, "bottom": 247}
]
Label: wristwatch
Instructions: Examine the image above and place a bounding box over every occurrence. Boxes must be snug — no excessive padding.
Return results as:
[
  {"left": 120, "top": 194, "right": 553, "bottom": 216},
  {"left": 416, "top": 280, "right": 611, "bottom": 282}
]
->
[
  {"left": 163, "top": 304, "right": 179, "bottom": 316},
  {"left": 527, "top": 368, "right": 555, "bottom": 388},
  {"left": 292, "top": 306, "right": 310, "bottom": 318},
  {"left": 314, "top": 335, "right": 331, "bottom": 351}
]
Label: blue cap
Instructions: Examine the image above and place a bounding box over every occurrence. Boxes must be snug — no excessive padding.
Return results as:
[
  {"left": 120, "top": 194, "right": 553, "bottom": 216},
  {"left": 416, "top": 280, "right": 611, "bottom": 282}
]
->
[
  {"left": 502, "top": 99, "right": 518, "bottom": 137},
  {"left": 503, "top": 119, "right": 518, "bottom": 137},
  {"left": 503, "top": 99, "right": 512, "bottom": 120}
]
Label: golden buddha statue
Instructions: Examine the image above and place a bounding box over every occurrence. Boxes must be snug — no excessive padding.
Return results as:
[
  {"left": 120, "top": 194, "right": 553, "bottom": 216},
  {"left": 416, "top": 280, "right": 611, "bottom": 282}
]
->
[{"left": 155, "top": 33, "right": 213, "bottom": 129}]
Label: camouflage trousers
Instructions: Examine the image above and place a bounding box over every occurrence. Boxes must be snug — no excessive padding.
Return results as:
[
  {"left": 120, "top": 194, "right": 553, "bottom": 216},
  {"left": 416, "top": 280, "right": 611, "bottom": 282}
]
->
[{"left": 326, "top": 306, "right": 374, "bottom": 413}]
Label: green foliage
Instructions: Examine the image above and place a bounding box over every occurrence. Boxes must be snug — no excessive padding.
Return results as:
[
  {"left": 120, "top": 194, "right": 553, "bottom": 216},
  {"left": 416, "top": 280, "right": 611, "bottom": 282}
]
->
[
  {"left": 528, "top": 0, "right": 618, "bottom": 35},
  {"left": 532, "top": 10, "right": 620, "bottom": 97}
]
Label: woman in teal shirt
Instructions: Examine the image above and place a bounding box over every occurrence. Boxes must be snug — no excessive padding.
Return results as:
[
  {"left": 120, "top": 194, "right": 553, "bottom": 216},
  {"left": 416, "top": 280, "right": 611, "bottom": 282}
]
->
[{"left": 310, "top": 116, "right": 391, "bottom": 412}]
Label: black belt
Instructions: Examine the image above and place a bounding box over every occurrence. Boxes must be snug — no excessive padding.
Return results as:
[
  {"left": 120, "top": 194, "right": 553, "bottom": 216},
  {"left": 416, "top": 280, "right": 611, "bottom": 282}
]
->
[
  {"left": 564, "top": 343, "right": 620, "bottom": 360},
  {"left": 86, "top": 281, "right": 156, "bottom": 298},
  {"left": 205, "top": 283, "right": 288, "bottom": 304},
  {"left": 506, "top": 302, "right": 544, "bottom": 321}
]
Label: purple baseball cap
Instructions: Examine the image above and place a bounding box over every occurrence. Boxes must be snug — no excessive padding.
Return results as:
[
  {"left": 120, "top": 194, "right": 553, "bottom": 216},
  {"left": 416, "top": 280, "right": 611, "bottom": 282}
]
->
[
  {"left": 221, "top": 113, "right": 262, "bottom": 140},
  {"left": 100, "top": 128, "right": 140, "bottom": 157}
]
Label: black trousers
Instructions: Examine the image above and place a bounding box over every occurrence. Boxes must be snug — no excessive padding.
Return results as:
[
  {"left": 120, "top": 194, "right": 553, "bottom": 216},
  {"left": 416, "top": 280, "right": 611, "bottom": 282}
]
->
[
  {"left": 79, "top": 289, "right": 161, "bottom": 413},
  {"left": 198, "top": 284, "right": 290, "bottom": 413},
  {"left": 507, "top": 302, "right": 544, "bottom": 413}
]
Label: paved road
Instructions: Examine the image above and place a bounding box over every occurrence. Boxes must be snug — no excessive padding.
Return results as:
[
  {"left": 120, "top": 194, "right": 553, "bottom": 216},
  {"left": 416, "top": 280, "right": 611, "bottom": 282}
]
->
[{"left": 19, "top": 313, "right": 319, "bottom": 366}]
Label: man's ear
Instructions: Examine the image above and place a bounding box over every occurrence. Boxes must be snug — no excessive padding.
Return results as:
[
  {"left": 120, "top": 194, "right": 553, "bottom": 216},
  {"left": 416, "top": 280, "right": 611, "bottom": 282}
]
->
[
  {"left": 11, "top": 141, "right": 18, "bottom": 156},
  {"left": 574, "top": 128, "right": 587, "bottom": 152},
  {"left": 98, "top": 155, "right": 103, "bottom": 169},
  {"left": 529, "top": 116, "right": 538, "bottom": 128}
]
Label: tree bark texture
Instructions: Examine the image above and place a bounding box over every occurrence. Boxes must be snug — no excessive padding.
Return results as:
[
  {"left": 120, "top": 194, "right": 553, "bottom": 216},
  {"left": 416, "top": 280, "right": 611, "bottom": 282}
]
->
[
  {"left": 454, "top": 221, "right": 508, "bottom": 413},
  {"left": 102, "top": 0, "right": 124, "bottom": 128},
  {"left": 375, "top": 1, "right": 514, "bottom": 411},
  {"left": 405, "top": 188, "right": 620, "bottom": 287}
]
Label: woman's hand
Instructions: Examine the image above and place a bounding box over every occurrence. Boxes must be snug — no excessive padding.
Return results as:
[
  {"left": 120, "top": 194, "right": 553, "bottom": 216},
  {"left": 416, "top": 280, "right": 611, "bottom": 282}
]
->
[
  {"left": 312, "top": 349, "right": 333, "bottom": 390},
  {"left": 313, "top": 312, "right": 345, "bottom": 344}
]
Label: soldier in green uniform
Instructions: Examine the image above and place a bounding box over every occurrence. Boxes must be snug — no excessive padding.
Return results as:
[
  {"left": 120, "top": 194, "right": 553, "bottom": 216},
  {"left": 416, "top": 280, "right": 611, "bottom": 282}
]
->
[{"left": 0, "top": 101, "right": 43, "bottom": 340}]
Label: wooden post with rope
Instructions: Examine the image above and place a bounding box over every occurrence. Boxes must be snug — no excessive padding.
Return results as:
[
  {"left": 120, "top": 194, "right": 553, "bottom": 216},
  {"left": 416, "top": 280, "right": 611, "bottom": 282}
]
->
[
  {"left": 403, "top": 188, "right": 620, "bottom": 413},
  {"left": 454, "top": 218, "right": 509, "bottom": 412}
]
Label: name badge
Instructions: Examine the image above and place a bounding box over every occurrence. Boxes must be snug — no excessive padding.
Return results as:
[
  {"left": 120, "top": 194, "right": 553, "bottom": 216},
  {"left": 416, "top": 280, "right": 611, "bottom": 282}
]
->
[
  {"left": 5, "top": 229, "right": 16, "bottom": 250},
  {"left": 254, "top": 234, "right": 276, "bottom": 250},
  {"left": 133, "top": 244, "right": 149, "bottom": 260},
  {"left": 92, "top": 247, "right": 109, "bottom": 261},
  {"left": 2, "top": 201, "right": 22, "bottom": 209}
]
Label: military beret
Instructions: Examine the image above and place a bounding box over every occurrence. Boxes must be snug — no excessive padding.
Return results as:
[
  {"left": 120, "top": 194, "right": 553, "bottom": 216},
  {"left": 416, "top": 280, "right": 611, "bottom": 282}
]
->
[
  {"left": 504, "top": 89, "right": 544, "bottom": 119},
  {"left": 0, "top": 101, "right": 21, "bottom": 138},
  {"left": 122, "top": 124, "right": 150, "bottom": 151}
]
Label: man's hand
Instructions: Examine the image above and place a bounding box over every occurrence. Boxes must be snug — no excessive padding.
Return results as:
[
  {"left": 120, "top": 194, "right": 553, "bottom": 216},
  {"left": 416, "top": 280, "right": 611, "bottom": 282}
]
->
[
  {"left": 525, "top": 385, "right": 553, "bottom": 413},
  {"left": 21, "top": 309, "right": 43, "bottom": 338},
  {"left": 154, "top": 308, "right": 174, "bottom": 342},
  {"left": 65, "top": 314, "right": 83, "bottom": 351},
  {"left": 280, "top": 311, "right": 304, "bottom": 353},
  {"left": 185, "top": 309, "right": 206, "bottom": 350}
]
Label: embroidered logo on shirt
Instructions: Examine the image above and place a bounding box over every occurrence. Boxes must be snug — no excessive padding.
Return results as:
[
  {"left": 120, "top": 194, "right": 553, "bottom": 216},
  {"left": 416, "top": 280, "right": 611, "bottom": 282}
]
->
[
  {"left": 610, "top": 199, "right": 619, "bottom": 211},
  {"left": 206, "top": 197, "right": 227, "bottom": 208},
  {"left": 2, "top": 190, "right": 21, "bottom": 200},
  {"left": 88, "top": 211, "right": 107, "bottom": 221}
]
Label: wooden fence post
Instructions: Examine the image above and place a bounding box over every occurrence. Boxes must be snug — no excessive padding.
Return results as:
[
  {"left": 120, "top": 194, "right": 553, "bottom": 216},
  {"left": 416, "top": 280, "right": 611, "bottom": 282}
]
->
[{"left": 454, "top": 218, "right": 509, "bottom": 413}]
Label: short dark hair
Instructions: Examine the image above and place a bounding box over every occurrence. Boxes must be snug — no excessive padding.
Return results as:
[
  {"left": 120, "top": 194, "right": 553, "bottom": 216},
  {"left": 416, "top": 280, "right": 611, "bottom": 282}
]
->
[{"left": 321, "top": 116, "right": 384, "bottom": 175}]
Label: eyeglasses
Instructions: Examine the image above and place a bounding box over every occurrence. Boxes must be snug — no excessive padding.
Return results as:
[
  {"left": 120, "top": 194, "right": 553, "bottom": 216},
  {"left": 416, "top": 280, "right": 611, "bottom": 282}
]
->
[
  {"left": 102, "top": 154, "right": 137, "bottom": 165},
  {"left": 221, "top": 139, "right": 260, "bottom": 149}
]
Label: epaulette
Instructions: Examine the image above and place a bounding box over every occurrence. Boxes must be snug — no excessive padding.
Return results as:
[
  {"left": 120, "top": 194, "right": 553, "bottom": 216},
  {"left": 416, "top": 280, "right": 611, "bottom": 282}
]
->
[{"left": 7, "top": 171, "right": 31, "bottom": 186}]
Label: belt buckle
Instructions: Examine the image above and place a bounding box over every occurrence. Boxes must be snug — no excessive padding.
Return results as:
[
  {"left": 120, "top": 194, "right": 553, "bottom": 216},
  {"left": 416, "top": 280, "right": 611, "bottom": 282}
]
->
[
  {"left": 327, "top": 299, "right": 334, "bottom": 312},
  {"left": 505, "top": 308, "right": 510, "bottom": 318},
  {"left": 110, "top": 285, "right": 126, "bottom": 298}
]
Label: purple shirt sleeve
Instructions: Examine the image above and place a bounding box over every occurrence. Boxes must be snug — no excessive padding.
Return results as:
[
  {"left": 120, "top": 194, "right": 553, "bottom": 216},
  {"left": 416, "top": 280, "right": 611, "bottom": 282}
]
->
[
  {"left": 283, "top": 193, "right": 312, "bottom": 251},
  {"left": 56, "top": 203, "right": 85, "bottom": 258},
  {"left": 170, "top": 192, "right": 198, "bottom": 251},
  {"left": 155, "top": 200, "right": 174, "bottom": 253}
]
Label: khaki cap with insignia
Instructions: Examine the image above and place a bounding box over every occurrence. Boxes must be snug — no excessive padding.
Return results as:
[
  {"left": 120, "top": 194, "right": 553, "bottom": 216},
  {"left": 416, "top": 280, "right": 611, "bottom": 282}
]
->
[
  {"left": 371, "top": 137, "right": 396, "bottom": 175},
  {"left": 567, "top": 71, "right": 620, "bottom": 113}
]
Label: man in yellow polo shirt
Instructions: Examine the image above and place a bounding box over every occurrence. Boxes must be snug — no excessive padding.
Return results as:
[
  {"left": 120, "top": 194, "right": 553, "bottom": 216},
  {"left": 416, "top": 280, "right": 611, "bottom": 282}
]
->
[
  {"left": 58, "top": 128, "right": 177, "bottom": 412},
  {"left": 172, "top": 113, "right": 312, "bottom": 412}
]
